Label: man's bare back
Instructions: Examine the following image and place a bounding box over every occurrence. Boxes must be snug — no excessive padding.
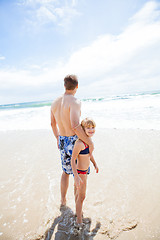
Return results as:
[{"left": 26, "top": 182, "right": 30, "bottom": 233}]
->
[{"left": 51, "top": 93, "right": 81, "bottom": 136}]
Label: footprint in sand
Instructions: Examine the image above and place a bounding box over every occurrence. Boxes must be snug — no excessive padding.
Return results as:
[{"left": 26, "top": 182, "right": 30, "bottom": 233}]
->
[{"left": 100, "top": 218, "right": 138, "bottom": 239}]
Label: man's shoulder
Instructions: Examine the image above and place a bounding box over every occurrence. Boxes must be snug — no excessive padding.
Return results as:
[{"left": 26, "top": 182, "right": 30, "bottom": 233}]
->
[
  {"left": 51, "top": 96, "right": 62, "bottom": 106},
  {"left": 69, "top": 96, "right": 81, "bottom": 106},
  {"left": 51, "top": 96, "right": 63, "bottom": 112}
]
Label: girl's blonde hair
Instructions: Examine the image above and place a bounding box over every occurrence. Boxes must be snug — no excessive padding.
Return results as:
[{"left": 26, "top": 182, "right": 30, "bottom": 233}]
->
[{"left": 81, "top": 118, "right": 96, "bottom": 131}]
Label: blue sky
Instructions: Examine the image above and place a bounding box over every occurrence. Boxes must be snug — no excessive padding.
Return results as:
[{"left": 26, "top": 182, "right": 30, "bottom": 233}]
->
[{"left": 0, "top": 0, "right": 160, "bottom": 104}]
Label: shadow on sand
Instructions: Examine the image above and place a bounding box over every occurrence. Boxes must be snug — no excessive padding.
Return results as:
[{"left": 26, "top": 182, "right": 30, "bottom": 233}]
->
[{"left": 44, "top": 206, "right": 101, "bottom": 240}]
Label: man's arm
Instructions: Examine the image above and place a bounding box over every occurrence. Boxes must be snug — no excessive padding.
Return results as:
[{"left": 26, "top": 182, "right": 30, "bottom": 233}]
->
[
  {"left": 70, "top": 100, "right": 94, "bottom": 153},
  {"left": 51, "top": 107, "right": 59, "bottom": 148}
]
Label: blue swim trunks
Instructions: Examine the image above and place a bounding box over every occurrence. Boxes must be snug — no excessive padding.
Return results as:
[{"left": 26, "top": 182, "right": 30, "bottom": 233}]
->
[{"left": 59, "top": 135, "right": 78, "bottom": 174}]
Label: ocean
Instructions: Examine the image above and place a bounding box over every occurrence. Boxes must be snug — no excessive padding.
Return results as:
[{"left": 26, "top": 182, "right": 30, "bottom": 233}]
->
[{"left": 0, "top": 91, "right": 160, "bottom": 131}]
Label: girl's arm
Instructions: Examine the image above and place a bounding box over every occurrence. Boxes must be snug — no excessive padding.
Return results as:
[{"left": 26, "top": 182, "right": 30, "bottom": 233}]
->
[
  {"left": 90, "top": 154, "right": 99, "bottom": 173},
  {"left": 71, "top": 141, "right": 83, "bottom": 188}
]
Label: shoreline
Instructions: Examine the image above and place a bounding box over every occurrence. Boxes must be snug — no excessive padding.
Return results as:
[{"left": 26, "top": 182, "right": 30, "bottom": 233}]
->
[
  {"left": 0, "top": 126, "right": 160, "bottom": 132},
  {"left": 0, "top": 128, "right": 160, "bottom": 240}
]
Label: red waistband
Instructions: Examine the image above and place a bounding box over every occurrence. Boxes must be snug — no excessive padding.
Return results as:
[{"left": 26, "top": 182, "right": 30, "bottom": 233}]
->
[{"left": 77, "top": 169, "right": 88, "bottom": 174}]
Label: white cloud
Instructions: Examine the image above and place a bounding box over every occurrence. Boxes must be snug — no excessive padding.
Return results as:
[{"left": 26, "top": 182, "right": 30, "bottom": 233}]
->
[
  {"left": 36, "top": 6, "right": 57, "bottom": 23},
  {"left": 0, "top": 56, "right": 5, "bottom": 60},
  {"left": 60, "top": 1, "right": 160, "bottom": 97},
  {"left": 65, "top": 2, "right": 160, "bottom": 77},
  {"left": 18, "top": 0, "right": 81, "bottom": 31},
  {"left": 131, "top": 1, "right": 160, "bottom": 22},
  {"left": 0, "top": 66, "right": 63, "bottom": 88},
  {"left": 1, "top": 1, "right": 160, "bottom": 103},
  {"left": 17, "top": 0, "right": 58, "bottom": 7}
]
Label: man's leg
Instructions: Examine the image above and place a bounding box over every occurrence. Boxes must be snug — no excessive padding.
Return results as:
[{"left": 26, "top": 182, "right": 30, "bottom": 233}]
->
[{"left": 60, "top": 171, "right": 69, "bottom": 205}]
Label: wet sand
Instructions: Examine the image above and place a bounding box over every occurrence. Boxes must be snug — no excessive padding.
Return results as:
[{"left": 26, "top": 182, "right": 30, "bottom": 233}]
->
[{"left": 0, "top": 129, "right": 160, "bottom": 240}]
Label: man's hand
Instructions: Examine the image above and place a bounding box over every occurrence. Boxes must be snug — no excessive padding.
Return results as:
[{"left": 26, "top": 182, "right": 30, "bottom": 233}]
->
[{"left": 56, "top": 136, "right": 59, "bottom": 149}]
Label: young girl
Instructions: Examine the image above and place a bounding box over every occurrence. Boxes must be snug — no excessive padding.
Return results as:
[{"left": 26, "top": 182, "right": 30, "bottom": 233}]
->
[{"left": 71, "top": 118, "right": 99, "bottom": 228}]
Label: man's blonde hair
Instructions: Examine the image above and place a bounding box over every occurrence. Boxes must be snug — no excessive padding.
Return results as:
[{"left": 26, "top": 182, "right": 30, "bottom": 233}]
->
[{"left": 81, "top": 118, "right": 96, "bottom": 131}]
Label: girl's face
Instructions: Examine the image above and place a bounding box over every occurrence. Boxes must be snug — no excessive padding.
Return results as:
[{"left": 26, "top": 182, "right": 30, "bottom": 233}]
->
[{"left": 84, "top": 125, "right": 95, "bottom": 137}]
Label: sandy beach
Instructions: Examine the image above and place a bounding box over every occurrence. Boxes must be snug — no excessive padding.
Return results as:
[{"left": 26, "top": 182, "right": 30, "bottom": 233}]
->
[{"left": 0, "top": 128, "right": 160, "bottom": 240}]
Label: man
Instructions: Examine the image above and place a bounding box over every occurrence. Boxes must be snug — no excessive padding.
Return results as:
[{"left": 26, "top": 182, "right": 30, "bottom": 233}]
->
[{"left": 51, "top": 74, "right": 94, "bottom": 206}]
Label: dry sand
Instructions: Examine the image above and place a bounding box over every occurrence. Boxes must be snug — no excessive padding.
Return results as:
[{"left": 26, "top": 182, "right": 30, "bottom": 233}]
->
[{"left": 0, "top": 129, "right": 160, "bottom": 240}]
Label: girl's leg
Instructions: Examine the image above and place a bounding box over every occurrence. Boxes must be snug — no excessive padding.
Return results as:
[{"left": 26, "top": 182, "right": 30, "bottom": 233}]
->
[
  {"left": 75, "top": 175, "right": 87, "bottom": 224},
  {"left": 74, "top": 184, "right": 78, "bottom": 204}
]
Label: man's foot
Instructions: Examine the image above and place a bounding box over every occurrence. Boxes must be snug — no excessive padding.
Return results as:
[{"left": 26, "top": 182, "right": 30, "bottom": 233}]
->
[{"left": 60, "top": 204, "right": 67, "bottom": 212}]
